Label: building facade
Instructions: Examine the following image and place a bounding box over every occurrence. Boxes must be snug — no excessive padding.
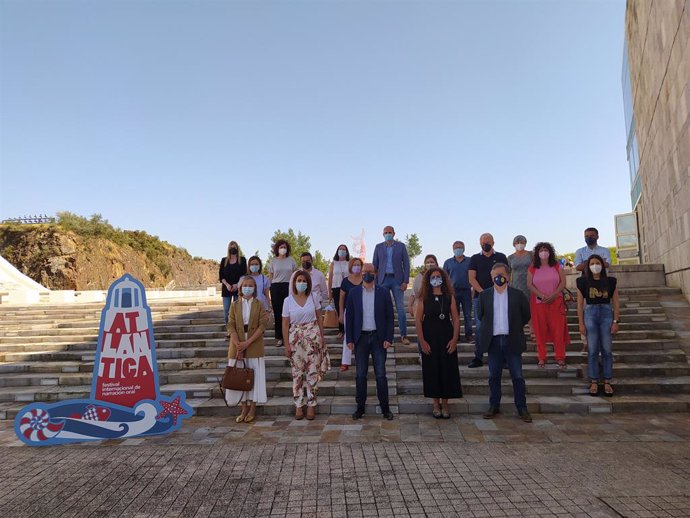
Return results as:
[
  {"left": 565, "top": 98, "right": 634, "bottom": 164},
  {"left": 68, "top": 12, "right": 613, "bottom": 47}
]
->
[{"left": 623, "top": 1, "right": 690, "bottom": 300}]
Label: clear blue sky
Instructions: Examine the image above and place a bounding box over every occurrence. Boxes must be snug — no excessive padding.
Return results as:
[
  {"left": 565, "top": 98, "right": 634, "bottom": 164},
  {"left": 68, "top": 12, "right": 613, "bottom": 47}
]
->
[{"left": 1, "top": 0, "right": 631, "bottom": 265}]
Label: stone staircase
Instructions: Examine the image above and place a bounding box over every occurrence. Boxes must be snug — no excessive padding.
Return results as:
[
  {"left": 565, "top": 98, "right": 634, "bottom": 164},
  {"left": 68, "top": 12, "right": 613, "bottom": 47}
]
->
[{"left": 0, "top": 286, "right": 689, "bottom": 419}]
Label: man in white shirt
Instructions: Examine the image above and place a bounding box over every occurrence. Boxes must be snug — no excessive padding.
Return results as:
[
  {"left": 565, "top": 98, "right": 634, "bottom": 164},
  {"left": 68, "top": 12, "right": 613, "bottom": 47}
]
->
[
  {"left": 476, "top": 263, "right": 532, "bottom": 422},
  {"left": 291, "top": 252, "right": 329, "bottom": 304}
]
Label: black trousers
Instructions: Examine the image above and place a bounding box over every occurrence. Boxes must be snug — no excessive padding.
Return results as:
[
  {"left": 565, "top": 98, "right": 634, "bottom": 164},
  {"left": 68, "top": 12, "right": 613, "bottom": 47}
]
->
[
  {"left": 332, "top": 287, "right": 344, "bottom": 333},
  {"left": 270, "top": 282, "right": 290, "bottom": 341}
]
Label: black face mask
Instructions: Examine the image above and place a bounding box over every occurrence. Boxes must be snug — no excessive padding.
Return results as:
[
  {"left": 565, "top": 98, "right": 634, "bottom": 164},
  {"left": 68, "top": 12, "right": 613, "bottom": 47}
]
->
[
  {"left": 302, "top": 261, "right": 312, "bottom": 270},
  {"left": 229, "top": 247, "right": 238, "bottom": 255},
  {"left": 585, "top": 237, "right": 598, "bottom": 246},
  {"left": 362, "top": 272, "right": 376, "bottom": 283},
  {"left": 481, "top": 243, "right": 492, "bottom": 253}
]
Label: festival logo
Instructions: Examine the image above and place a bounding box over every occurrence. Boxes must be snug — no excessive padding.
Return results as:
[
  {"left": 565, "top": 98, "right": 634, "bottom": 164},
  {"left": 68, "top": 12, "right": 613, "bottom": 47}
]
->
[{"left": 14, "top": 274, "right": 192, "bottom": 446}]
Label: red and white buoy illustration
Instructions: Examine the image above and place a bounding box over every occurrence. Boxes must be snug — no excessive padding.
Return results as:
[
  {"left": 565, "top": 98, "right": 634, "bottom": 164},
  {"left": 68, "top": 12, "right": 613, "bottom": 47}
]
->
[{"left": 92, "top": 276, "right": 157, "bottom": 407}]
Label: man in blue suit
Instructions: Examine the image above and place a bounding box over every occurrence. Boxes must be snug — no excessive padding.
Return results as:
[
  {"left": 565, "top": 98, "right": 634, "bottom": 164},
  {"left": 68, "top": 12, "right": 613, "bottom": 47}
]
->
[
  {"left": 372, "top": 225, "right": 410, "bottom": 345},
  {"left": 346, "top": 263, "right": 395, "bottom": 420}
]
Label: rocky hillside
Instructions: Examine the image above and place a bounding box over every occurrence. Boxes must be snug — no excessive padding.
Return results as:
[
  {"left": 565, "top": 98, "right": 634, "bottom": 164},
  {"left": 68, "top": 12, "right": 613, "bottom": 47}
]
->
[{"left": 0, "top": 213, "right": 218, "bottom": 290}]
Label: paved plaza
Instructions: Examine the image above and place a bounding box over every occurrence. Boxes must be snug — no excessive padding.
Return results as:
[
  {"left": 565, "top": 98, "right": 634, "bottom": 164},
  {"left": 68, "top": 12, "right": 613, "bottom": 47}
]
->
[{"left": 0, "top": 413, "right": 689, "bottom": 517}]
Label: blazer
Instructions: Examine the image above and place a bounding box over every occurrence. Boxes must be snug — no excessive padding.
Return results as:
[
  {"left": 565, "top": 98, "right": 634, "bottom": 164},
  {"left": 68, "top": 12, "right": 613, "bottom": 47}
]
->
[
  {"left": 227, "top": 297, "right": 267, "bottom": 358},
  {"left": 345, "top": 285, "right": 394, "bottom": 346},
  {"left": 476, "top": 286, "right": 531, "bottom": 354},
  {"left": 372, "top": 241, "right": 410, "bottom": 285}
]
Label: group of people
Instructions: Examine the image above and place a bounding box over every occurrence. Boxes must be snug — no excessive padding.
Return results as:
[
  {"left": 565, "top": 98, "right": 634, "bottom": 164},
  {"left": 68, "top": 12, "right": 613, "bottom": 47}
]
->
[{"left": 219, "top": 225, "right": 620, "bottom": 423}]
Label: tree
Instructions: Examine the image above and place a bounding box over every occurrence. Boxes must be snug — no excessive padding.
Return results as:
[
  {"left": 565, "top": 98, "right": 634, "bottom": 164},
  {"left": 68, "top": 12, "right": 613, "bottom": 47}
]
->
[
  {"left": 405, "top": 233, "right": 422, "bottom": 267},
  {"left": 267, "top": 228, "right": 330, "bottom": 274}
]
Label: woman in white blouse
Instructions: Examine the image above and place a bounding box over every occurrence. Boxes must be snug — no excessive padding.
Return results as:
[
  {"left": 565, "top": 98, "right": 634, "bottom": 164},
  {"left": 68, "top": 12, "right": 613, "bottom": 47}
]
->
[
  {"left": 282, "top": 270, "right": 328, "bottom": 420},
  {"left": 226, "top": 276, "right": 267, "bottom": 423},
  {"left": 328, "top": 244, "right": 351, "bottom": 339}
]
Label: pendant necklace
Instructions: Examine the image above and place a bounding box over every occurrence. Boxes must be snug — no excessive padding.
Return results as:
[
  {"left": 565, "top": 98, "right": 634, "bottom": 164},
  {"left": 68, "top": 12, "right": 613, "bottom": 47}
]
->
[{"left": 435, "top": 295, "right": 445, "bottom": 320}]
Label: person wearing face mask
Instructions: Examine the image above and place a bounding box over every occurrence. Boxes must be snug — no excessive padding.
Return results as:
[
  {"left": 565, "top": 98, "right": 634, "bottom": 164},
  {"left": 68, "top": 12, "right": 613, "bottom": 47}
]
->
[
  {"left": 478, "top": 263, "right": 532, "bottom": 423},
  {"left": 226, "top": 276, "right": 267, "bottom": 423},
  {"left": 292, "top": 252, "right": 329, "bottom": 304},
  {"left": 575, "top": 227, "right": 611, "bottom": 272},
  {"left": 268, "top": 240, "right": 297, "bottom": 347},
  {"left": 372, "top": 225, "right": 411, "bottom": 345},
  {"left": 443, "top": 241, "right": 474, "bottom": 344},
  {"left": 346, "top": 263, "right": 395, "bottom": 420},
  {"left": 415, "top": 267, "right": 462, "bottom": 419},
  {"left": 282, "top": 271, "right": 327, "bottom": 420},
  {"left": 243, "top": 256, "right": 271, "bottom": 312},
  {"left": 328, "top": 244, "right": 351, "bottom": 338},
  {"left": 467, "top": 233, "right": 508, "bottom": 368},
  {"left": 508, "top": 235, "right": 532, "bottom": 302},
  {"left": 410, "top": 255, "right": 439, "bottom": 321},
  {"left": 219, "top": 241, "right": 247, "bottom": 325},
  {"left": 338, "top": 257, "right": 364, "bottom": 372},
  {"left": 576, "top": 255, "right": 620, "bottom": 397},
  {"left": 527, "top": 242, "right": 570, "bottom": 369}
]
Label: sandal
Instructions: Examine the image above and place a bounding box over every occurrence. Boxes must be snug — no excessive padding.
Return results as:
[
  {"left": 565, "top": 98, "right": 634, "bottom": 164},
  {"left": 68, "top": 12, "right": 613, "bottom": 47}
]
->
[
  {"left": 432, "top": 409, "right": 442, "bottom": 419},
  {"left": 339, "top": 365, "right": 349, "bottom": 372},
  {"left": 557, "top": 361, "right": 567, "bottom": 370},
  {"left": 537, "top": 360, "right": 546, "bottom": 368},
  {"left": 276, "top": 339, "right": 283, "bottom": 347},
  {"left": 441, "top": 406, "right": 450, "bottom": 419},
  {"left": 603, "top": 382, "right": 614, "bottom": 397},
  {"left": 589, "top": 382, "right": 599, "bottom": 397}
]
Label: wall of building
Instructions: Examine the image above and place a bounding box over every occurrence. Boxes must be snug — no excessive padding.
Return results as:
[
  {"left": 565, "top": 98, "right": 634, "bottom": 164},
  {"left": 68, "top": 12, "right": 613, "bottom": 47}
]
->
[{"left": 626, "top": 0, "right": 690, "bottom": 301}]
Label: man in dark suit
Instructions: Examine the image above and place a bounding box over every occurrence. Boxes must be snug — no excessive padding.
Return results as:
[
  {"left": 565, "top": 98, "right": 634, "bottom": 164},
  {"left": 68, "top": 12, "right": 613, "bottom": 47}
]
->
[
  {"left": 372, "top": 225, "right": 411, "bottom": 345},
  {"left": 346, "top": 263, "right": 395, "bottom": 420},
  {"left": 477, "top": 263, "right": 533, "bottom": 422}
]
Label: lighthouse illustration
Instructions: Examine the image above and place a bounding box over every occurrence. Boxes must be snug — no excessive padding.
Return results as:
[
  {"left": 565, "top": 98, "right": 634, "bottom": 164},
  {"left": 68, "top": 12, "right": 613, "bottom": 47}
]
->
[
  {"left": 92, "top": 276, "right": 157, "bottom": 406},
  {"left": 14, "top": 274, "right": 192, "bottom": 446}
]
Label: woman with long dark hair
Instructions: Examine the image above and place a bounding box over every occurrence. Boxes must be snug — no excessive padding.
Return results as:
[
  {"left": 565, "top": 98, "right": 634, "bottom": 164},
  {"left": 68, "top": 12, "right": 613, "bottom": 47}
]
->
[
  {"left": 328, "top": 244, "right": 350, "bottom": 338},
  {"left": 267, "top": 239, "right": 297, "bottom": 347},
  {"left": 526, "top": 242, "right": 570, "bottom": 369},
  {"left": 576, "top": 254, "right": 620, "bottom": 397},
  {"left": 415, "top": 266, "right": 462, "bottom": 418}
]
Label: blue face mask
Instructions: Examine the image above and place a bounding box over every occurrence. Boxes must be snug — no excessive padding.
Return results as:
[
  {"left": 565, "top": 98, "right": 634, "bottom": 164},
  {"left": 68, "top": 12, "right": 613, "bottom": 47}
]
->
[
  {"left": 430, "top": 277, "right": 443, "bottom": 287},
  {"left": 362, "top": 272, "right": 376, "bottom": 283},
  {"left": 384, "top": 233, "right": 394, "bottom": 242},
  {"left": 249, "top": 264, "right": 260, "bottom": 273},
  {"left": 493, "top": 275, "right": 508, "bottom": 287},
  {"left": 241, "top": 286, "right": 255, "bottom": 296},
  {"left": 338, "top": 249, "right": 347, "bottom": 258},
  {"left": 295, "top": 282, "right": 308, "bottom": 293},
  {"left": 453, "top": 248, "right": 464, "bottom": 257}
]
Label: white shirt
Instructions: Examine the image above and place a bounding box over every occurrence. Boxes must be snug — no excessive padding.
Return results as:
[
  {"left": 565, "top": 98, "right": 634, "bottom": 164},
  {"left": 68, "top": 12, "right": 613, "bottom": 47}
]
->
[
  {"left": 282, "top": 295, "right": 318, "bottom": 325},
  {"left": 290, "top": 269, "right": 329, "bottom": 304},
  {"left": 362, "top": 286, "right": 376, "bottom": 331},
  {"left": 241, "top": 297, "right": 252, "bottom": 326},
  {"left": 331, "top": 260, "right": 349, "bottom": 290},
  {"left": 493, "top": 288, "right": 509, "bottom": 336}
]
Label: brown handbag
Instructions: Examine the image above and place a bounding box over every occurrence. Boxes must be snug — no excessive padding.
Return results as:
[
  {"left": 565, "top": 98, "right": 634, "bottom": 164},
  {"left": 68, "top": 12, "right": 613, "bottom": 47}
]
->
[
  {"left": 217, "top": 354, "right": 255, "bottom": 407},
  {"left": 323, "top": 308, "right": 339, "bottom": 328}
]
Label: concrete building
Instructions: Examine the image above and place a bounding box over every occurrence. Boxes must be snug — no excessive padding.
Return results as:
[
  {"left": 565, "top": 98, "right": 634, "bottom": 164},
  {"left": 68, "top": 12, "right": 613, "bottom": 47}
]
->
[{"left": 622, "top": 1, "right": 690, "bottom": 301}]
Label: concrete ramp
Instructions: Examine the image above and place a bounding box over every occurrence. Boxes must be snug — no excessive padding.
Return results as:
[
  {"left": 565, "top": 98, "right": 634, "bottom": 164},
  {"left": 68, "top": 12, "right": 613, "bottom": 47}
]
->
[{"left": 0, "top": 255, "right": 49, "bottom": 304}]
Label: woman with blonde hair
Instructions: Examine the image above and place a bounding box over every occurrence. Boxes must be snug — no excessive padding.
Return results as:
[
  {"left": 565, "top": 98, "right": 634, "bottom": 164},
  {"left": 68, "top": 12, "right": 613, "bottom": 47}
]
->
[
  {"left": 219, "top": 240, "right": 247, "bottom": 324},
  {"left": 226, "top": 276, "right": 267, "bottom": 423}
]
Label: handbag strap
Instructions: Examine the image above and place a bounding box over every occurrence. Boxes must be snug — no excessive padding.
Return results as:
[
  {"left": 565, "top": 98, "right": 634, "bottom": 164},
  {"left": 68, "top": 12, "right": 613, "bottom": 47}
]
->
[{"left": 217, "top": 355, "right": 249, "bottom": 408}]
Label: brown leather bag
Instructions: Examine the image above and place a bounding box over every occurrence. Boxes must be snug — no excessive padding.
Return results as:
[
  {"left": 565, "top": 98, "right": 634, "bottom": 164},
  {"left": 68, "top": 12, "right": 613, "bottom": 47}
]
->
[{"left": 217, "top": 356, "right": 255, "bottom": 407}]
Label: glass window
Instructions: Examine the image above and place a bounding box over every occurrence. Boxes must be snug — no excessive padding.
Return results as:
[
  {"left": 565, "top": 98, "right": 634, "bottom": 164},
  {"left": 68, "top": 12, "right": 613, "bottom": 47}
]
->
[{"left": 121, "top": 288, "right": 132, "bottom": 308}]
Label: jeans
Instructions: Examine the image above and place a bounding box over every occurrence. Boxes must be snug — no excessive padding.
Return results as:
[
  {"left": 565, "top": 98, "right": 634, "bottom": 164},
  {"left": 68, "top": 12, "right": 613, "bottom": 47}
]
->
[
  {"left": 222, "top": 294, "right": 238, "bottom": 324},
  {"left": 380, "top": 275, "right": 407, "bottom": 337},
  {"left": 355, "top": 332, "right": 390, "bottom": 413},
  {"left": 487, "top": 335, "right": 527, "bottom": 410},
  {"left": 455, "top": 289, "right": 473, "bottom": 338},
  {"left": 472, "top": 297, "right": 482, "bottom": 361},
  {"left": 585, "top": 304, "right": 614, "bottom": 381}
]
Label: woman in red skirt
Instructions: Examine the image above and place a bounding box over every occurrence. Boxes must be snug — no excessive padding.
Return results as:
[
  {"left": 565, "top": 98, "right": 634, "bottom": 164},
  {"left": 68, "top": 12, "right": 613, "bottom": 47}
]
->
[{"left": 527, "top": 242, "right": 570, "bottom": 369}]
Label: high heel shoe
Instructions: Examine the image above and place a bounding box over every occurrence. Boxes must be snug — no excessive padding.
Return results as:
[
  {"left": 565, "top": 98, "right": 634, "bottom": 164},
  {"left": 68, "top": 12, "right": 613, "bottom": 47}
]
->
[{"left": 306, "top": 406, "right": 316, "bottom": 420}]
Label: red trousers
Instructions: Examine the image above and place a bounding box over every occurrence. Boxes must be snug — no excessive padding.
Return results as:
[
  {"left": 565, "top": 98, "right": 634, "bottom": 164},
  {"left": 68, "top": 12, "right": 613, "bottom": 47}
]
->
[{"left": 530, "top": 296, "right": 570, "bottom": 362}]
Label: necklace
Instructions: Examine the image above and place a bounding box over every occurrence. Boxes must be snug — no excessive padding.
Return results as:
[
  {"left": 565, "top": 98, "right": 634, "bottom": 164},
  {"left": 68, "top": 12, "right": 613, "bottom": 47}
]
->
[{"left": 434, "top": 295, "right": 446, "bottom": 320}]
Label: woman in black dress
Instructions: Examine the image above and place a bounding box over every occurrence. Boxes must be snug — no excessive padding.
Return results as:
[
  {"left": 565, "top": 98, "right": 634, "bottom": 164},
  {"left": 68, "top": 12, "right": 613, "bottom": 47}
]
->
[
  {"left": 415, "top": 267, "right": 462, "bottom": 418},
  {"left": 219, "top": 240, "right": 247, "bottom": 324}
]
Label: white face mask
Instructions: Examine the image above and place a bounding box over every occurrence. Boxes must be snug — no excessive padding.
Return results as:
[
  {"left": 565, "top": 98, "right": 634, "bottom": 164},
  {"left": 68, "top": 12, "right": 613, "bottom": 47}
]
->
[
  {"left": 278, "top": 247, "right": 287, "bottom": 256},
  {"left": 425, "top": 263, "right": 436, "bottom": 269},
  {"left": 514, "top": 244, "right": 525, "bottom": 252},
  {"left": 589, "top": 264, "right": 602, "bottom": 274}
]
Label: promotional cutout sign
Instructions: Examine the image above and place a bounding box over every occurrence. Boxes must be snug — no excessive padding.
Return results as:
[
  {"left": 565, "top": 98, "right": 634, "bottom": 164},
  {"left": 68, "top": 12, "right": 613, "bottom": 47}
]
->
[{"left": 15, "top": 274, "right": 192, "bottom": 446}]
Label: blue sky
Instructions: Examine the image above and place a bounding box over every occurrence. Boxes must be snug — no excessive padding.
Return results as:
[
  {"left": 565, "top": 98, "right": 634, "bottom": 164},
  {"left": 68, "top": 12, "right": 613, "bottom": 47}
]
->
[{"left": 1, "top": 0, "right": 631, "bottom": 265}]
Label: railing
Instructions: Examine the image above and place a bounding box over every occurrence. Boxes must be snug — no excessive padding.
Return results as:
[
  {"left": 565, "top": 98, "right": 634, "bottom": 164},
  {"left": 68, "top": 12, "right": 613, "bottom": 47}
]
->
[{"left": 1, "top": 214, "right": 55, "bottom": 224}]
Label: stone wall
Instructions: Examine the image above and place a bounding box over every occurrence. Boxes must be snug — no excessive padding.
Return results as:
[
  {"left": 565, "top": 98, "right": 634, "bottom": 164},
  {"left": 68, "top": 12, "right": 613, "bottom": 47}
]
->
[{"left": 625, "top": 1, "right": 690, "bottom": 302}]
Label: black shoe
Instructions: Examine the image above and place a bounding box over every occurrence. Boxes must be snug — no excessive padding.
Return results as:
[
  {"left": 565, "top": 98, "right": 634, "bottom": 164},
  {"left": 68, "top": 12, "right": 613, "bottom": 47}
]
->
[
  {"left": 468, "top": 359, "right": 483, "bottom": 368},
  {"left": 382, "top": 410, "right": 394, "bottom": 420},
  {"left": 351, "top": 409, "right": 365, "bottom": 420},
  {"left": 483, "top": 406, "right": 500, "bottom": 419},
  {"left": 518, "top": 409, "right": 533, "bottom": 423}
]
